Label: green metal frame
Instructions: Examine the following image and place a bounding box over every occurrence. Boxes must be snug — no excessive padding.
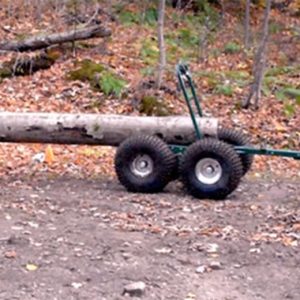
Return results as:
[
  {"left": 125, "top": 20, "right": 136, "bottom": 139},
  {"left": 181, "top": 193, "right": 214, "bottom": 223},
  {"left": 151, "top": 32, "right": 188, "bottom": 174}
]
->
[
  {"left": 176, "top": 64, "right": 203, "bottom": 139},
  {"left": 175, "top": 63, "right": 300, "bottom": 160}
]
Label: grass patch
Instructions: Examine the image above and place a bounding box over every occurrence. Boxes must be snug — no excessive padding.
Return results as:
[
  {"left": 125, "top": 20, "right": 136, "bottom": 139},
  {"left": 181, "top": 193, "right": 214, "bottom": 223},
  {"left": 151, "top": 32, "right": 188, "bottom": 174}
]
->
[
  {"left": 276, "top": 88, "right": 300, "bottom": 102},
  {"left": 117, "top": 6, "right": 157, "bottom": 26},
  {"left": 142, "top": 7, "right": 158, "bottom": 26},
  {"left": 99, "top": 71, "right": 126, "bottom": 97},
  {"left": 118, "top": 10, "right": 139, "bottom": 25},
  {"left": 224, "top": 70, "right": 250, "bottom": 80},
  {"left": 215, "top": 84, "right": 234, "bottom": 96},
  {"left": 269, "top": 20, "right": 285, "bottom": 34},
  {"left": 140, "top": 38, "right": 159, "bottom": 65},
  {"left": 262, "top": 73, "right": 300, "bottom": 117},
  {"left": 265, "top": 65, "right": 300, "bottom": 77},
  {"left": 140, "top": 66, "right": 156, "bottom": 77},
  {"left": 167, "top": 7, "right": 220, "bottom": 61},
  {"left": 196, "top": 70, "right": 250, "bottom": 90},
  {"left": 177, "top": 28, "right": 199, "bottom": 48},
  {"left": 223, "top": 42, "right": 241, "bottom": 54}
]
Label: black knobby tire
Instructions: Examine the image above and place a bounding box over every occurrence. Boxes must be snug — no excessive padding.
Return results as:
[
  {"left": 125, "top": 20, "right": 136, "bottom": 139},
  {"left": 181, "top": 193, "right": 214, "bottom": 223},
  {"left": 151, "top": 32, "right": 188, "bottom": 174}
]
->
[
  {"left": 217, "top": 127, "right": 253, "bottom": 175},
  {"left": 115, "top": 135, "right": 177, "bottom": 193},
  {"left": 180, "top": 138, "right": 243, "bottom": 200}
]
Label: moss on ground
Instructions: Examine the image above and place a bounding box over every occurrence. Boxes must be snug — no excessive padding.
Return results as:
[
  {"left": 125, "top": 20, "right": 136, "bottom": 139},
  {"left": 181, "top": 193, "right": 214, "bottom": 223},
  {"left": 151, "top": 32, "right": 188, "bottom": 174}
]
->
[
  {"left": 139, "top": 95, "right": 172, "bottom": 116},
  {"left": 0, "top": 51, "right": 59, "bottom": 80},
  {"left": 67, "top": 60, "right": 126, "bottom": 97}
]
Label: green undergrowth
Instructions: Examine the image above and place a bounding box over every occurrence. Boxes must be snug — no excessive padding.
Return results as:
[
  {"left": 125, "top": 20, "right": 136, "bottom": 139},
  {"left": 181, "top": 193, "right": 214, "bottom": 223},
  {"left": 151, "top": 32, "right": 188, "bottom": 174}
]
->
[
  {"left": 269, "top": 20, "right": 285, "bottom": 34},
  {"left": 135, "top": 3, "right": 221, "bottom": 66},
  {"left": 140, "top": 38, "right": 159, "bottom": 65},
  {"left": 265, "top": 65, "right": 300, "bottom": 77},
  {"left": 262, "top": 66, "right": 300, "bottom": 115},
  {"left": 215, "top": 84, "right": 234, "bottom": 96},
  {"left": 116, "top": 6, "right": 158, "bottom": 27},
  {"left": 195, "top": 65, "right": 299, "bottom": 109},
  {"left": 165, "top": 10, "right": 219, "bottom": 61},
  {"left": 195, "top": 69, "right": 251, "bottom": 96},
  {"left": 67, "top": 59, "right": 127, "bottom": 97},
  {"left": 139, "top": 95, "right": 171, "bottom": 116},
  {"left": 138, "top": 34, "right": 190, "bottom": 75},
  {"left": 223, "top": 41, "right": 241, "bottom": 54},
  {"left": 276, "top": 88, "right": 300, "bottom": 117}
]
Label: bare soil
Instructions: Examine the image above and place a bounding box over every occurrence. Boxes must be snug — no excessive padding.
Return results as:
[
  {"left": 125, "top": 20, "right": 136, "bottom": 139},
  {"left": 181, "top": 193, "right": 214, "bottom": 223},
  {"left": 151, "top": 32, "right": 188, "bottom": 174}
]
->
[{"left": 0, "top": 175, "right": 299, "bottom": 300}]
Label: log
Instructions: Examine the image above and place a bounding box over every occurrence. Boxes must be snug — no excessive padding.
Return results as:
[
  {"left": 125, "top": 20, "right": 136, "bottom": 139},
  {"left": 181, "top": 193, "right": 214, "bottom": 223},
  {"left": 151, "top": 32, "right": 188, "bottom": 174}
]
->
[
  {"left": 0, "top": 113, "right": 218, "bottom": 146},
  {"left": 0, "top": 25, "right": 111, "bottom": 52}
]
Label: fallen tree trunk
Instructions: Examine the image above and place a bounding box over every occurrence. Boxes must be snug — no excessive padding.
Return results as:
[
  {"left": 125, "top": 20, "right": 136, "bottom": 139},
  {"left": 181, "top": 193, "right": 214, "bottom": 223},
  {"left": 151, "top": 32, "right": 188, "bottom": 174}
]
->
[
  {"left": 0, "top": 113, "right": 218, "bottom": 146},
  {"left": 0, "top": 25, "right": 111, "bottom": 52}
]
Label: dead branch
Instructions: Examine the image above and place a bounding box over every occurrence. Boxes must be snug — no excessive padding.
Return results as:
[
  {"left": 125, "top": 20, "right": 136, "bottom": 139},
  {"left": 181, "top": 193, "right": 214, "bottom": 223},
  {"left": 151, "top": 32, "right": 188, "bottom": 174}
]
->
[{"left": 0, "top": 25, "right": 111, "bottom": 52}]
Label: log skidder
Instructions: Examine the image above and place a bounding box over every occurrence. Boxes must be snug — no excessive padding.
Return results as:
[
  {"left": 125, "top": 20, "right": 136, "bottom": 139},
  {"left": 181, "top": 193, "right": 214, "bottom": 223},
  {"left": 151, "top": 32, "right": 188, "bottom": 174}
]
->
[
  {"left": 114, "top": 63, "right": 299, "bottom": 200},
  {"left": 114, "top": 63, "right": 249, "bottom": 200}
]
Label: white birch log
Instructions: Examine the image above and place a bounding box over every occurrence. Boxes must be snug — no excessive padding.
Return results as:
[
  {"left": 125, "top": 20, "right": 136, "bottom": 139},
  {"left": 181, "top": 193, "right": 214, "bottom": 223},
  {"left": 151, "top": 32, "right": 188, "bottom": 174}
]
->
[{"left": 0, "top": 113, "right": 218, "bottom": 146}]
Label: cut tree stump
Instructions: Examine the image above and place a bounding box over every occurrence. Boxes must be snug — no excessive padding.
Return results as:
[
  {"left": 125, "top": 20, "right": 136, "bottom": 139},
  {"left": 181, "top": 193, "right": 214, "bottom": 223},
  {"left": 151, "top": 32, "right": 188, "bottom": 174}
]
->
[
  {"left": 0, "top": 25, "right": 111, "bottom": 52},
  {"left": 0, "top": 113, "right": 218, "bottom": 146}
]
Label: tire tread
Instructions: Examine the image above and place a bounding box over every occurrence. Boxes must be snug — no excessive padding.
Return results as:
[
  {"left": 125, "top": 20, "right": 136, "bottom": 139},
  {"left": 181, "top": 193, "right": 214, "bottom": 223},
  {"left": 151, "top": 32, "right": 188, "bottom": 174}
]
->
[
  {"left": 180, "top": 138, "right": 243, "bottom": 199},
  {"left": 115, "top": 135, "right": 177, "bottom": 193}
]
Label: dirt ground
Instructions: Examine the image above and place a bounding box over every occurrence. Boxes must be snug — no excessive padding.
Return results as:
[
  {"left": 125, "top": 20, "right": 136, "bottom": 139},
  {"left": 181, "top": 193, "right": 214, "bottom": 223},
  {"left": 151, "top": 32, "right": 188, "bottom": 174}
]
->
[{"left": 0, "top": 174, "right": 299, "bottom": 300}]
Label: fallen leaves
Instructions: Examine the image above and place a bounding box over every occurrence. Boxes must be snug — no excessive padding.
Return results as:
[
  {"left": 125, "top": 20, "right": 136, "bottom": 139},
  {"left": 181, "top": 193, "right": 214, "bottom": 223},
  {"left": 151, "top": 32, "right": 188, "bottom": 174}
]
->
[
  {"left": 25, "top": 263, "right": 38, "bottom": 271},
  {"left": 4, "top": 250, "right": 17, "bottom": 259},
  {"left": 0, "top": 0, "right": 298, "bottom": 182},
  {"left": 282, "top": 236, "right": 298, "bottom": 247},
  {"left": 251, "top": 211, "right": 300, "bottom": 247},
  {"left": 292, "top": 223, "right": 300, "bottom": 231},
  {"left": 45, "top": 145, "right": 55, "bottom": 165}
]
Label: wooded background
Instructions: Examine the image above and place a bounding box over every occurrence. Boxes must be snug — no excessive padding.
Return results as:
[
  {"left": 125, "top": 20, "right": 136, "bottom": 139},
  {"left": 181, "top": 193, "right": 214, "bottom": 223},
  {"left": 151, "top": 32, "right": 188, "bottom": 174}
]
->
[{"left": 0, "top": 0, "right": 299, "bottom": 177}]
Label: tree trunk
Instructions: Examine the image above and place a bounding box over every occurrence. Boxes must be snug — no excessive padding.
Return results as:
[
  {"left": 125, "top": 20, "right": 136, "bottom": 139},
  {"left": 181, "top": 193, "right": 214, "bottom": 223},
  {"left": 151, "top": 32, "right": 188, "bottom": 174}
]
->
[
  {"left": 243, "top": 0, "right": 272, "bottom": 109},
  {"left": 0, "top": 25, "right": 111, "bottom": 52},
  {"left": 244, "top": 0, "right": 251, "bottom": 49},
  {"left": 0, "top": 113, "right": 218, "bottom": 146},
  {"left": 156, "top": 0, "right": 166, "bottom": 89}
]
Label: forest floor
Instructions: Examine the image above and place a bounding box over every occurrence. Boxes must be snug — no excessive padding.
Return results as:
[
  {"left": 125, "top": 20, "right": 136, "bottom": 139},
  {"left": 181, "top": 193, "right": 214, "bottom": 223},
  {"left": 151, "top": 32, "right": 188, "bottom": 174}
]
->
[
  {"left": 0, "top": 2, "right": 299, "bottom": 299},
  {"left": 0, "top": 2, "right": 299, "bottom": 180},
  {"left": 0, "top": 174, "right": 299, "bottom": 300}
]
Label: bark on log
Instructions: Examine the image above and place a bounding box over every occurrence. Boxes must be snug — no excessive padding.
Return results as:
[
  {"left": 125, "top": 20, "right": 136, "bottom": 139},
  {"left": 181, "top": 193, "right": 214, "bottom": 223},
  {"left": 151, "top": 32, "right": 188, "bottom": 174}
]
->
[
  {"left": 0, "top": 25, "right": 111, "bottom": 52},
  {"left": 0, "top": 113, "right": 218, "bottom": 146}
]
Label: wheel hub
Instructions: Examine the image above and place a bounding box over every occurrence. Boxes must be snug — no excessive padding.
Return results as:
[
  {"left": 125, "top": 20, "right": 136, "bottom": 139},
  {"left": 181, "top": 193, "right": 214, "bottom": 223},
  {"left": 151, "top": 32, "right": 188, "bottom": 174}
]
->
[
  {"left": 195, "top": 158, "right": 222, "bottom": 185},
  {"left": 130, "top": 154, "right": 154, "bottom": 178}
]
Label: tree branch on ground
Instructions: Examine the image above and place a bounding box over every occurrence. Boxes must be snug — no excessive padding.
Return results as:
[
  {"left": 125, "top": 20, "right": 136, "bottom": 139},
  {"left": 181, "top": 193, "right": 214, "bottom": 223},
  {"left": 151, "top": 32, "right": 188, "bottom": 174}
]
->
[{"left": 0, "top": 25, "right": 111, "bottom": 53}]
